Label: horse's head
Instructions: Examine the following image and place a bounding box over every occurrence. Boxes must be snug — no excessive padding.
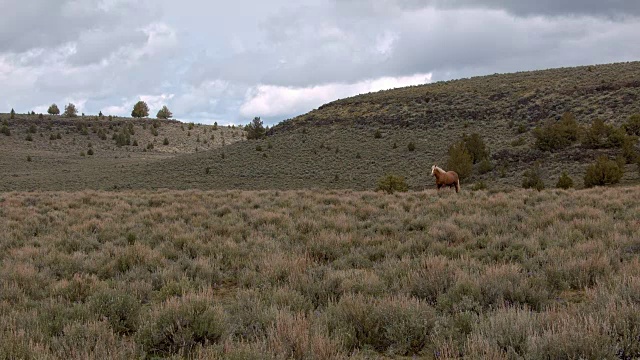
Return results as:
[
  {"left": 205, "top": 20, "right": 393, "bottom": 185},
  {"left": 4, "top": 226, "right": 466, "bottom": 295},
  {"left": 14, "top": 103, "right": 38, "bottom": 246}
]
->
[{"left": 431, "top": 165, "right": 438, "bottom": 176}]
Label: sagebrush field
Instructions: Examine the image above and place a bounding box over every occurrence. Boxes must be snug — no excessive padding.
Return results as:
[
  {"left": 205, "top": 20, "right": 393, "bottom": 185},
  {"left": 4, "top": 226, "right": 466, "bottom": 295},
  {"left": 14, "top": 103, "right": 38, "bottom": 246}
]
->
[{"left": 1, "top": 188, "right": 639, "bottom": 359}]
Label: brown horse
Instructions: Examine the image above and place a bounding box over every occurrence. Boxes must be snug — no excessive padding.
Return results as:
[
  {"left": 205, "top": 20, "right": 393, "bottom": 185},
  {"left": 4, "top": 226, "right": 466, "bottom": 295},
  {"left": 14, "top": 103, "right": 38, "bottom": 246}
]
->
[{"left": 431, "top": 165, "right": 460, "bottom": 193}]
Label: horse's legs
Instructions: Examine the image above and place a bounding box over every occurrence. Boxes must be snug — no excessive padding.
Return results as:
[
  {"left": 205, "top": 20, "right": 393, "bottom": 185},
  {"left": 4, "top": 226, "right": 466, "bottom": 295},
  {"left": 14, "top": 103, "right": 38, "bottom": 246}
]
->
[{"left": 437, "top": 184, "right": 442, "bottom": 191}]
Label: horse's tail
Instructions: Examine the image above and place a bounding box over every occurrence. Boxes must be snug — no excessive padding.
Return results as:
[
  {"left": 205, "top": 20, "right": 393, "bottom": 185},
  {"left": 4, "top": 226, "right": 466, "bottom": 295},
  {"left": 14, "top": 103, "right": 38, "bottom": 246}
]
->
[{"left": 455, "top": 178, "right": 460, "bottom": 193}]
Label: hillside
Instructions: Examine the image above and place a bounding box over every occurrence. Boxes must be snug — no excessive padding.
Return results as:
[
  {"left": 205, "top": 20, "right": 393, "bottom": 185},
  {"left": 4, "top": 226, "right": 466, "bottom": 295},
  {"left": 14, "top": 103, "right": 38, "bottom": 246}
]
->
[
  {"left": 0, "top": 114, "right": 244, "bottom": 191},
  {"left": 1, "top": 61, "right": 640, "bottom": 191}
]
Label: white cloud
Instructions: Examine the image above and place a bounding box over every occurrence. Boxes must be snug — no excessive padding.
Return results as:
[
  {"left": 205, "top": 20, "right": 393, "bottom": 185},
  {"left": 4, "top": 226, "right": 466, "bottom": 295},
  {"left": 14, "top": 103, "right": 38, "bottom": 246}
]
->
[{"left": 240, "top": 73, "right": 432, "bottom": 118}]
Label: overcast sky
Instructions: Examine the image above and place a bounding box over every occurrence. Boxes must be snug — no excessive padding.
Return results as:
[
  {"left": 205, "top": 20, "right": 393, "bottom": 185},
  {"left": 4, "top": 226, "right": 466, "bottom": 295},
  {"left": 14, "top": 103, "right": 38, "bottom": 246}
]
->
[{"left": 1, "top": 1, "right": 639, "bottom": 125}]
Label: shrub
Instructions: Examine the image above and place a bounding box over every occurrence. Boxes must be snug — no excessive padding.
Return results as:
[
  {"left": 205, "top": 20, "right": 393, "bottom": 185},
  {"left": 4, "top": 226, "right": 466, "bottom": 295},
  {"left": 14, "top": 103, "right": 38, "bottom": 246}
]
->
[
  {"left": 517, "top": 123, "right": 528, "bottom": 134},
  {"left": 621, "top": 136, "right": 639, "bottom": 164},
  {"left": 522, "top": 165, "right": 545, "bottom": 190},
  {"left": 584, "top": 156, "right": 624, "bottom": 188},
  {"left": 1, "top": 125, "right": 10, "bottom": 136},
  {"left": 447, "top": 141, "right": 473, "bottom": 180},
  {"left": 533, "top": 112, "right": 580, "bottom": 151},
  {"left": 511, "top": 137, "right": 526, "bottom": 147},
  {"left": 64, "top": 103, "right": 78, "bottom": 117},
  {"left": 131, "top": 101, "right": 149, "bottom": 118},
  {"left": 581, "top": 118, "right": 626, "bottom": 149},
  {"left": 151, "top": 128, "right": 158, "bottom": 136},
  {"left": 137, "top": 294, "right": 228, "bottom": 357},
  {"left": 255, "top": 144, "right": 262, "bottom": 151},
  {"left": 478, "top": 158, "right": 493, "bottom": 175},
  {"left": 10, "top": 108, "right": 16, "bottom": 119},
  {"left": 56, "top": 132, "right": 61, "bottom": 139},
  {"left": 147, "top": 143, "right": 154, "bottom": 150},
  {"left": 27, "top": 155, "right": 32, "bottom": 162},
  {"left": 462, "top": 133, "right": 489, "bottom": 163},
  {"left": 87, "top": 149, "right": 94, "bottom": 155},
  {"left": 327, "top": 294, "right": 436, "bottom": 355},
  {"left": 25, "top": 134, "right": 33, "bottom": 141},
  {"left": 156, "top": 105, "right": 173, "bottom": 119},
  {"left": 623, "top": 114, "right": 640, "bottom": 136},
  {"left": 377, "top": 174, "right": 409, "bottom": 194},
  {"left": 407, "top": 142, "right": 416, "bottom": 151},
  {"left": 471, "top": 181, "right": 487, "bottom": 191},
  {"left": 28, "top": 124, "right": 37, "bottom": 133},
  {"left": 132, "top": 139, "right": 138, "bottom": 146},
  {"left": 374, "top": 129, "right": 382, "bottom": 138},
  {"left": 163, "top": 137, "right": 169, "bottom": 145},
  {"left": 88, "top": 289, "right": 140, "bottom": 335},
  {"left": 556, "top": 172, "right": 574, "bottom": 189}
]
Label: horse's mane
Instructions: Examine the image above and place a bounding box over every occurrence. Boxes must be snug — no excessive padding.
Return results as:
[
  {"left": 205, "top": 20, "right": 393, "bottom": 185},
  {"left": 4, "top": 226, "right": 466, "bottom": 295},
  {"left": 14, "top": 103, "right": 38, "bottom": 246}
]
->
[{"left": 433, "top": 165, "right": 445, "bottom": 174}]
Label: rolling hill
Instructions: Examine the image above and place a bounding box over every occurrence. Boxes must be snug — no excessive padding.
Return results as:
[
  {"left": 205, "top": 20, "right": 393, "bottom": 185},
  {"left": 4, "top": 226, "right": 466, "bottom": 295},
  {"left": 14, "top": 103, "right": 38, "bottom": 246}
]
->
[{"left": 1, "top": 61, "right": 640, "bottom": 191}]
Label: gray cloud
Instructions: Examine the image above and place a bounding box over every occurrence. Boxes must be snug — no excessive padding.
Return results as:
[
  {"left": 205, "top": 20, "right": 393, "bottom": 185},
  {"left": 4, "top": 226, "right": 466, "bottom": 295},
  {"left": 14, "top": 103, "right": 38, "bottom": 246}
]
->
[
  {"left": 1, "top": 0, "right": 639, "bottom": 124},
  {"left": 338, "top": 0, "right": 640, "bottom": 17}
]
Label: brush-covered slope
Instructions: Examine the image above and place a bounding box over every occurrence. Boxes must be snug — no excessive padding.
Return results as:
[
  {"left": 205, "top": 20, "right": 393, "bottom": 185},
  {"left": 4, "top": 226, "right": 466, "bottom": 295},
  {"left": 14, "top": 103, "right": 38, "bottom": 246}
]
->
[
  {"left": 126, "top": 62, "right": 640, "bottom": 191},
  {"left": 1, "top": 62, "right": 639, "bottom": 191},
  {"left": 0, "top": 115, "right": 244, "bottom": 191}
]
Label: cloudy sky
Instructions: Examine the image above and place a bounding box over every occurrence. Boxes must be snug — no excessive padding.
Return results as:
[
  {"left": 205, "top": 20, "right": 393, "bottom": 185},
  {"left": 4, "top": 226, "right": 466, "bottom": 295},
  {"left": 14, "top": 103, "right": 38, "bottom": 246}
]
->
[{"left": 1, "top": 1, "right": 639, "bottom": 125}]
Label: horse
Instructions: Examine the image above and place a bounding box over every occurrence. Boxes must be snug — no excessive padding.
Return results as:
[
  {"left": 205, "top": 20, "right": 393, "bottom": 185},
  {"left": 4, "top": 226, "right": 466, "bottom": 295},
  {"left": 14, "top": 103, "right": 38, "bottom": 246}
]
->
[{"left": 431, "top": 165, "right": 460, "bottom": 193}]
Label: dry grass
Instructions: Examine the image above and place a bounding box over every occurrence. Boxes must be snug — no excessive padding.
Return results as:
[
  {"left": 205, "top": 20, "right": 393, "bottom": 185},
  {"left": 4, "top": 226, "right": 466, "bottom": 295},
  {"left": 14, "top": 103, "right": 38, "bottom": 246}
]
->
[{"left": 0, "top": 187, "right": 639, "bottom": 359}]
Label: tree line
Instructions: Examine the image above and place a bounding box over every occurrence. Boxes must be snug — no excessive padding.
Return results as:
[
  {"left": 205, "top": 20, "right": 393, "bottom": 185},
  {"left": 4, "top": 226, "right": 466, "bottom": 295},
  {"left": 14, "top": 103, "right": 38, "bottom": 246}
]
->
[{"left": 28, "top": 101, "right": 174, "bottom": 119}]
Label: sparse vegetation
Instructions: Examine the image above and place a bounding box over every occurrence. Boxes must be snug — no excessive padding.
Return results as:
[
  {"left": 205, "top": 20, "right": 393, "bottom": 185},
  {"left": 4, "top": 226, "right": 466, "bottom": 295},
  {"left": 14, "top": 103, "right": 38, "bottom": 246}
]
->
[
  {"left": 163, "top": 137, "right": 169, "bottom": 145},
  {"left": 0, "top": 189, "right": 638, "bottom": 359}
]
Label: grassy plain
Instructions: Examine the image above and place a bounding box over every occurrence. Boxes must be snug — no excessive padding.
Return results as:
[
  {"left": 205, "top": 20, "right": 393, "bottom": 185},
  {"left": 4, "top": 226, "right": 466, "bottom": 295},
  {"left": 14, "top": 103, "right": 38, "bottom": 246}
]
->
[{"left": 1, "top": 187, "right": 639, "bottom": 359}]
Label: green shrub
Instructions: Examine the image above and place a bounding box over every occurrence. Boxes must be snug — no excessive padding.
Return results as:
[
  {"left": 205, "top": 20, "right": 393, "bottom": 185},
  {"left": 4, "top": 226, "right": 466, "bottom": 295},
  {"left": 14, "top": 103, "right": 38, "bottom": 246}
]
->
[
  {"left": 556, "top": 172, "right": 574, "bottom": 189},
  {"left": 374, "top": 129, "right": 382, "bottom": 138},
  {"left": 132, "top": 139, "right": 138, "bottom": 146},
  {"left": 10, "top": 108, "right": 15, "bottom": 119},
  {"left": 1, "top": 125, "right": 10, "bottom": 136},
  {"left": 137, "top": 295, "right": 228, "bottom": 357},
  {"left": 511, "top": 137, "right": 526, "bottom": 147},
  {"left": 377, "top": 174, "right": 409, "bottom": 194},
  {"left": 471, "top": 181, "right": 487, "bottom": 191},
  {"left": 462, "top": 133, "right": 489, "bottom": 163},
  {"left": 522, "top": 165, "right": 545, "bottom": 190},
  {"left": 163, "top": 137, "right": 169, "bottom": 145},
  {"left": 621, "top": 136, "right": 639, "bottom": 164},
  {"left": 407, "top": 142, "right": 415, "bottom": 151},
  {"left": 56, "top": 132, "right": 62, "bottom": 139},
  {"left": 25, "top": 134, "right": 33, "bottom": 141},
  {"left": 87, "top": 148, "right": 94, "bottom": 155},
  {"left": 256, "top": 144, "right": 263, "bottom": 151},
  {"left": 27, "top": 155, "right": 32, "bottom": 162},
  {"left": 581, "top": 118, "right": 626, "bottom": 149},
  {"left": 623, "top": 114, "right": 640, "bottom": 136},
  {"left": 151, "top": 128, "right": 158, "bottom": 136},
  {"left": 478, "top": 158, "right": 493, "bottom": 174},
  {"left": 28, "top": 124, "right": 37, "bottom": 133},
  {"left": 584, "top": 156, "right": 624, "bottom": 188},
  {"left": 517, "top": 123, "right": 528, "bottom": 134},
  {"left": 327, "top": 294, "right": 436, "bottom": 355},
  {"left": 88, "top": 289, "right": 141, "bottom": 335},
  {"left": 533, "top": 112, "right": 580, "bottom": 151},
  {"left": 147, "top": 143, "right": 154, "bottom": 150},
  {"left": 447, "top": 141, "right": 473, "bottom": 180}
]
